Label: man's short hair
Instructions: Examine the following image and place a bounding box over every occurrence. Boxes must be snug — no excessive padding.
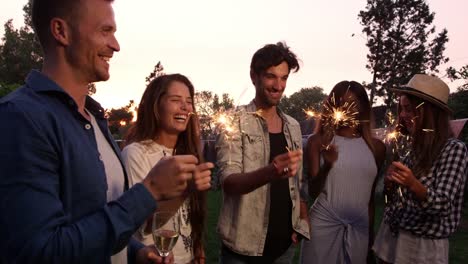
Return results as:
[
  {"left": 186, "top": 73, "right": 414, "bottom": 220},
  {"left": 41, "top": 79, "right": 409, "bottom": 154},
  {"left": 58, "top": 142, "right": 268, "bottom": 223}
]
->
[
  {"left": 31, "top": 0, "right": 114, "bottom": 51},
  {"left": 31, "top": 0, "right": 80, "bottom": 49},
  {"left": 250, "top": 42, "right": 300, "bottom": 75}
]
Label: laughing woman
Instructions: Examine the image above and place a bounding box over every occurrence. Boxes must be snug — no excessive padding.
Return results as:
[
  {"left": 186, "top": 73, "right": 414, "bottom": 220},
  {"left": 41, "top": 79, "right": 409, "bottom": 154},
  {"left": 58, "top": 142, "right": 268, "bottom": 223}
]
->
[
  {"left": 122, "top": 74, "right": 213, "bottom": 264},
  {"left": 373, "top": 74, "right": 468, "bottom": 264}
]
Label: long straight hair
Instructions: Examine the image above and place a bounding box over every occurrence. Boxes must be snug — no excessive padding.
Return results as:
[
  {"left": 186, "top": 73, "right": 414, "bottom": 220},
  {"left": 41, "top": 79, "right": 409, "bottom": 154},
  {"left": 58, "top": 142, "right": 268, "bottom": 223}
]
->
[
  {"left": 397, "top": 94, "right": 452, "bottom": 177},
  {"left": 125, "top": 74, "right": 206, "bottom": 256}
]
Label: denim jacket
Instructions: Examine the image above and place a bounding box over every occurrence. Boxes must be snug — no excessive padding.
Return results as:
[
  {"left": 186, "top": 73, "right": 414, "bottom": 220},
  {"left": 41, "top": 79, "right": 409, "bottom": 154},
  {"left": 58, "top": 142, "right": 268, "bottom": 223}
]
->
[
  {"left": 216, "top": 100, "right": 310, "bottom": 256},
  {"left": 0, "top": 71, "right": 156, "bottom": 263}
]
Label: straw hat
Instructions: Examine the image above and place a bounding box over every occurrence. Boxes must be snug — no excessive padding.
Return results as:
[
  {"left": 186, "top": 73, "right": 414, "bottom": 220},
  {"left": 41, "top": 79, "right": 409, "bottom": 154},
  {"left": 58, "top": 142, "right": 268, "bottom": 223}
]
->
[{"left": 391, "top": 74, "right": 452, "bottom": 113}]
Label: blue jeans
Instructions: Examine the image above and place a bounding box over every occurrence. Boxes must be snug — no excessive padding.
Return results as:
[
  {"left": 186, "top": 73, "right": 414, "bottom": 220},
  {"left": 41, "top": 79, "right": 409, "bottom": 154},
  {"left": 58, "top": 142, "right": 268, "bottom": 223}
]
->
[{"left": 219, "top": 243, "right": 296, "bottom": 264}]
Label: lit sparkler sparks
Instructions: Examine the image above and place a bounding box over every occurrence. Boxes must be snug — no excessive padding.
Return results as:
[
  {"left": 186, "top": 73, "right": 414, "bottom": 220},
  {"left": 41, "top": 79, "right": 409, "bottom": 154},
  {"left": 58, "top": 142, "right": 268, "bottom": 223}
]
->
[
  {"left": 319, "top": 92, "right": 360, "bottom": 149},
  {"left": 323, "top": 93, "right": 360, "bottom": 129},
  {"left": 213, "top": 112, "right": 237, "bottom": 137},
  {"left": 212, "top": 110, "right": 240, "bottom": 164},
  {"left": 383, "top": 109, "right": 412, "bottom": 206},
  {"left": 303, "top": 109, "right": 319, "bottom": 119}
]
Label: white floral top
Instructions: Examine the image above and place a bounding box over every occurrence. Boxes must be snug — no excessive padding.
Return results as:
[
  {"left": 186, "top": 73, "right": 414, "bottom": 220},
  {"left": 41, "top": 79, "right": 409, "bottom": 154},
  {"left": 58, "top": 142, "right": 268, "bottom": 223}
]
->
[{"left": 122, "top": 140, "right": 193, "bottom": 264}]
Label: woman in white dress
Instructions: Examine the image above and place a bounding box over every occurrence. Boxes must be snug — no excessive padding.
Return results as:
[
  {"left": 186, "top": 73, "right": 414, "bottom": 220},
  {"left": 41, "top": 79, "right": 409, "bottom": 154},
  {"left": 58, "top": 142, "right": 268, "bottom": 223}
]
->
[
  {"left": 301, "top": 81, "right": 386, "bottom": 263},
  {"left": 122, "top": 74, "right": 213, "bottom": 264}
]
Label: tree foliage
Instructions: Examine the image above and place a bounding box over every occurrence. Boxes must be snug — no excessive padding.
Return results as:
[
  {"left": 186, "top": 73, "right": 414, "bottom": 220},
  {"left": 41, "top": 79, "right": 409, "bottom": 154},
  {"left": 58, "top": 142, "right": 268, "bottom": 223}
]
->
[
  {"left": 195, "top": 90, "right": 234, "bottom": 139},
  {"left": 447, "top": 64, "right": 468, "bottom": 91},
  {"left": 88, "top": 83, "right": 97, "bottom": 96},
  {"left": 145, "top": 61, "right": 165, "bottom": 85},
  {"left": 0, "top": 82, "right": 21, "bottom": 98},
  {"left": 359, "top": 0, "right": 449, "bottom": 107},
  {"left": 279, "top": 87, "right": 327, "bottom": 122},
  {"left": 448, "top": 87, "right": 468, "bottom": 144},
  {"left": 448, "top": 86, "right": 468, "bottom": 119},
  {"left": 106, "top": 100, "right": 135, "bottom": 138},
  {"left": 0, "top": 1, "right": 42, "bottom": 89}
]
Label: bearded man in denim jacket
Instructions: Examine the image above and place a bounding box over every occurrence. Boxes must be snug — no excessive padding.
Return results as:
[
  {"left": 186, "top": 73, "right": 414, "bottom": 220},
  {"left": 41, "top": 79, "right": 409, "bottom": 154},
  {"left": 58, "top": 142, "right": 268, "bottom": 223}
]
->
[{"left": 216, "top": 42, "right": 310, "bottom": 264}]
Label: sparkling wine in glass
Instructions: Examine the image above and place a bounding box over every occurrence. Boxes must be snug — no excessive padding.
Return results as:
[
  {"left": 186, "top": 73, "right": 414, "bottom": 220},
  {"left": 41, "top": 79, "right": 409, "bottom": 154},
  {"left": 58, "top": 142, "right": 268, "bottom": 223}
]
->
[{"left": 152, "top": 211, "right": 180, "bottom": 257}]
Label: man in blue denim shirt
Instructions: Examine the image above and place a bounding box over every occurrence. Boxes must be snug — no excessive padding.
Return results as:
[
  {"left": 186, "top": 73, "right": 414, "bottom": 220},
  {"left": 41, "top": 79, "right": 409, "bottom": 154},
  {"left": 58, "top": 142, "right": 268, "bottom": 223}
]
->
[{"left": 0, "top": 0, "right": 208, "bottom": 263}]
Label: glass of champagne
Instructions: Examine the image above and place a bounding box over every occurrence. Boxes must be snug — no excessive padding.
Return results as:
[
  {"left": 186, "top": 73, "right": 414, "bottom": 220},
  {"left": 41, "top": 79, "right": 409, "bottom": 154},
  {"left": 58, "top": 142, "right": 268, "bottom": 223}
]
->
[{"left": 152, "top": 211, "right": 180, "bottom": 258}]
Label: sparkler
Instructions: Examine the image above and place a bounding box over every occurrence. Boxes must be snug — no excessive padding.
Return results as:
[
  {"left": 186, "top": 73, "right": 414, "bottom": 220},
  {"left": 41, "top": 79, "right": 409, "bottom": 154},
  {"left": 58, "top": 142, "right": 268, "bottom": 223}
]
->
[
  {"left": 303, "top": 108, "right": 319, "bottom": 119},
  {"left": 383, "top": 110, "right": 412, "bottom": 207},
  {"left": 324, "top": 93, "right": 359, "bottom": 128},
  {"left": 413, "top": 102, "right": 435, "bottom": 133},
  {"left": 212, "top": 110, "right": 239, "bottom": 164},
  {"left": 320, "top": 92, "right": 360, "bottom": 149}
]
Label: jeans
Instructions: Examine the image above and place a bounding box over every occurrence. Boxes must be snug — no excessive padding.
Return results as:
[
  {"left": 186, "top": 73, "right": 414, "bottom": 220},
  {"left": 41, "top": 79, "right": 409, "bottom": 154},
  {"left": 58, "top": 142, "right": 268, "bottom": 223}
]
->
[{"left": 219, "top": 243, "right": 296, "bottom": 264}]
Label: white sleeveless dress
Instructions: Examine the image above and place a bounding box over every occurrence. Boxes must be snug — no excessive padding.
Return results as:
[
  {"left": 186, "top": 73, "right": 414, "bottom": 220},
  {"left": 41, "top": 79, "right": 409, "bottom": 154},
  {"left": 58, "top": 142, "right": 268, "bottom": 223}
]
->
[{"left": 300, "top": 135, "right": 377, "bottom": 264}]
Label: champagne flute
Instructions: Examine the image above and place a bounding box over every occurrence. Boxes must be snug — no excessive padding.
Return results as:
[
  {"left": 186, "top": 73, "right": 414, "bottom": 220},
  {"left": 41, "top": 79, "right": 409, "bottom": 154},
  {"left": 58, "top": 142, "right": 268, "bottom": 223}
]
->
[{"left": 152, "top": 211, "right": 180, "bottom": 258}]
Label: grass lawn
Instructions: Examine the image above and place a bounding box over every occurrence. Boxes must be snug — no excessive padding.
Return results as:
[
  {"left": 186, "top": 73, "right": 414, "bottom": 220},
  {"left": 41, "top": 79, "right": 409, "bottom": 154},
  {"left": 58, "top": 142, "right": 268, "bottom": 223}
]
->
[
  {"left": 204, "top": 190, "right": 468, "bottom": 264},
  {"left": 205, "top": 190, "right": 222, "bottom": 264},
  {"left": 448, "top": 202, "right": 468, "bottom": 264}
]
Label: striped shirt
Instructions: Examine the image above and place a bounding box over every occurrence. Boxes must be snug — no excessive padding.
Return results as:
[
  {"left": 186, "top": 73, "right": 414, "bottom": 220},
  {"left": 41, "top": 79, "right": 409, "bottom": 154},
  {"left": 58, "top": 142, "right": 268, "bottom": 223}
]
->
[{"left": 384, "top": 138, "right": 468, "bottom": 239}]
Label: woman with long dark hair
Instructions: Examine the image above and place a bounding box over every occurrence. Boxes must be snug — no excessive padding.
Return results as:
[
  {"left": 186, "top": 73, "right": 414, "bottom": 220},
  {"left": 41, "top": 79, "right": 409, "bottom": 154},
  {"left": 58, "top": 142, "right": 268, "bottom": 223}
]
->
[
  {"left": 373, "top": 74, "right": 467, "bottom": 264},
  {"left": 301, "top": 81, "right": 386, "bottom": 263},
  {"left": 122, "top": 74, "right": 212, "bottom": 264}
]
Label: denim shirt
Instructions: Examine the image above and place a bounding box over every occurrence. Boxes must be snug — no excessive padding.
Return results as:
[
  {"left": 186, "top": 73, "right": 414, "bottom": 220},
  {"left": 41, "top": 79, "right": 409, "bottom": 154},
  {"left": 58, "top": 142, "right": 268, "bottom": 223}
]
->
[
  {"left": 216, "top": 100, "right": 310, "bottom": 256},
  {"left": 0, "top": 70, "right": 156, "bottom": 264}
]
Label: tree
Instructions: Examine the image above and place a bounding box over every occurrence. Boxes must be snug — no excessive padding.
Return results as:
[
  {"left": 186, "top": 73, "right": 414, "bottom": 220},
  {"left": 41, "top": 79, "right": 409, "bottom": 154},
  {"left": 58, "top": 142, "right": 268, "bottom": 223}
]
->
[
  {"left": 0, "top": 82, "right": 20, "bottom": 98},
  {"left": 221, "top": 93, "right": 235, "bottom": 110},
  {"left": 0, "top": 1, "right": 43, "bottom": 91},
  {"left": 448, "top": 87, "right": 468, "bottom": 145},
  {"left": 445, "top": 65, "right": 468, "bottom": 143},
  {"left": 359, "top": 0, "right": 449, "bottom": 107},
  {"left": 212, "top": 93, "right": 234, "bottom": 113},
  {"left": 447, "top": 64, "right": 468, "bottom": 91},
  {"left": 448, "top": 87, "right": 468, "bottom": 120},
  {"left": 106, "top": 100, "right": 134, "bottom": 139},
  {"left": 145, "top": 61, "right": 165, "bottom": 85},
  {"left": 88, "top": 83, "right": 97, "bottom": 95},
  {"left": 195, "top": 90, "right": 235, "bottom": 139},
  {"left": 195, "top": 90, "right": 215, "bottom": 116},
  {"left": 279, "top": 87, "right": 327, "bottom": 122}
]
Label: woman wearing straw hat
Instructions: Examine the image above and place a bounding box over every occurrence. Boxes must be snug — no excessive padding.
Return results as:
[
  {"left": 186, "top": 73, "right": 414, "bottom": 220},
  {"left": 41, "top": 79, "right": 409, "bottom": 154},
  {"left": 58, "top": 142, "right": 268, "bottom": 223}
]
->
[{"left": 372, "top": 74, "right": 468, "bottom": 264}]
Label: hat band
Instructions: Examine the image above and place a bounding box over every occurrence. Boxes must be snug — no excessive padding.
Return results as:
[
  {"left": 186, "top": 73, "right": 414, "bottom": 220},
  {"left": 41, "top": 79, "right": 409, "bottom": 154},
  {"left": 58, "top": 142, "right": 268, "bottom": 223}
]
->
[{"left": 399, "top": 86, "right": 448, "bottom": 107}]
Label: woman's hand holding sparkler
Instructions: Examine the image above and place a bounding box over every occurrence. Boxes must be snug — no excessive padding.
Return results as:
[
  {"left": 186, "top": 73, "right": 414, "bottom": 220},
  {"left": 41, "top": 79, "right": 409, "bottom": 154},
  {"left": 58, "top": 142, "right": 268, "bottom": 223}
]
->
[
  {"left": 388, "top": 161, "right": 428, "bottom": 201},
  {"left": 388, "top": 161, "right": 417, "bottom": 189},
  {"left": 271, "top": 149, "right": 303, "bottom": 179},
  {"left": 321, "top": 144, "right": 338, "bottom": 166}
]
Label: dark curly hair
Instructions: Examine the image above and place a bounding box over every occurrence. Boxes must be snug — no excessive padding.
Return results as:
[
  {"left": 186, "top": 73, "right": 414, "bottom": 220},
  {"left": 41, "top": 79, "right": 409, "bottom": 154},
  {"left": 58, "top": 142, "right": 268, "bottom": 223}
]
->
[{"left": 250, "top": 41, "right": 300, "bottom": 75}]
